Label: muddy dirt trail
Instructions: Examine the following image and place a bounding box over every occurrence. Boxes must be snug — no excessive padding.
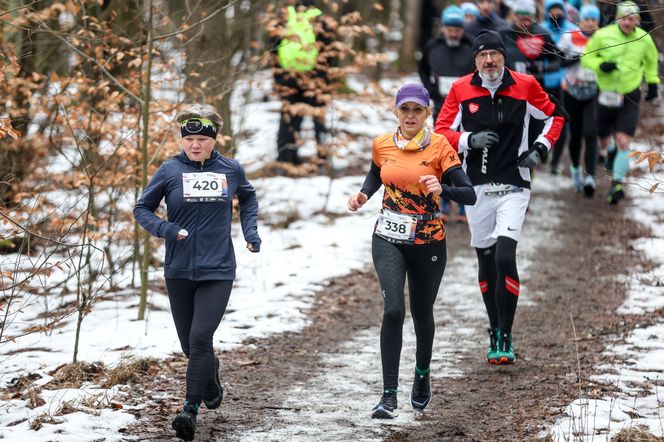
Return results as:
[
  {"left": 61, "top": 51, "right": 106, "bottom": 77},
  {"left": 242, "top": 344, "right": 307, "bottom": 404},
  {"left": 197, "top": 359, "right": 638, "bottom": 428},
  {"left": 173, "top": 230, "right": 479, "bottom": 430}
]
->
[{"left": 126, "top": 174, "right": 649, "bottom": 441}]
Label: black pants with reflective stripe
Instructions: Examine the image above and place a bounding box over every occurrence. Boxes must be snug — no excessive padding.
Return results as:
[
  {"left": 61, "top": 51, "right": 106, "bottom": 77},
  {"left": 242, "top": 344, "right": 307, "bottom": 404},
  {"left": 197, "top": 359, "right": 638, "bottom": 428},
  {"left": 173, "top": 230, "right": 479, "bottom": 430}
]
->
[
  {"left": 166, "top": 279, "right": 232, "bottom": 404},
  {"left": 371, "top": 235, "right": 447, "bottom": 389}
]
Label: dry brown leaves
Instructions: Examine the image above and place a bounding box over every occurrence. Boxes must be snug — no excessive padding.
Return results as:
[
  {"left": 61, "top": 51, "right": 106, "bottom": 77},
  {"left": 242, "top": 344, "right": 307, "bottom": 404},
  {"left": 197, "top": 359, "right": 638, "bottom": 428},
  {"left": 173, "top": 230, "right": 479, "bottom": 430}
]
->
[{"left": 611, "top": 425, "right": 664, "bottom": 441}]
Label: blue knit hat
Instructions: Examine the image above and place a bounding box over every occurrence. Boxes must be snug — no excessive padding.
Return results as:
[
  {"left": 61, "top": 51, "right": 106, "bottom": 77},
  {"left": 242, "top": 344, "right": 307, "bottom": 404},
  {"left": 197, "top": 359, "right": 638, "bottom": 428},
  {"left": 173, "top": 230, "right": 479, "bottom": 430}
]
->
[
  {"left": 442, "top": 5, "right": 464, "bottom": 27},
  {"left": 579, "top": 4, "right": 600, "bottom": 20},
  {"left": 461, "top": 2, "right": 480, "bottom": 18}
]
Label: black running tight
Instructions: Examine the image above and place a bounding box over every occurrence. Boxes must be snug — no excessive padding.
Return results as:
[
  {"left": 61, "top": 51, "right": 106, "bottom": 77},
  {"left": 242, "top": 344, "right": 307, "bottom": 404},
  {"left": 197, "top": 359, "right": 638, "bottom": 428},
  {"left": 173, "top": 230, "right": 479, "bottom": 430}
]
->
[
  {"left": 564, "top": 92, "right": 598, "bottom": 176},
  {"left": 371, "top": 235, "right": 447, "bottom": 389},
  {"left": 475, "top": 236, "right": 519, "bottom": 333},
  {"left": 165, "top": 279, "right": 233, "bottom": 404}
]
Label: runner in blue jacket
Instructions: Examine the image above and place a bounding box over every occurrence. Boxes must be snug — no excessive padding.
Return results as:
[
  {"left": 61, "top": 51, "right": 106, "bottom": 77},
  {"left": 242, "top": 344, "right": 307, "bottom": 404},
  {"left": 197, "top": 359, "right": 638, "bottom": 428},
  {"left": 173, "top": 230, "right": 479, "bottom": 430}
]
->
[{"left": 134, "top": 103, "right": 261, "bottom": 441}]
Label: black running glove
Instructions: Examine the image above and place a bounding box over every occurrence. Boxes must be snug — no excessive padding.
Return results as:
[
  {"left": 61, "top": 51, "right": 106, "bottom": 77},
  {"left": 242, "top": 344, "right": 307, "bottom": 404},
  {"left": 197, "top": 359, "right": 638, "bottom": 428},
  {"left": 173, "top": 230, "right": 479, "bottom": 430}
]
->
[
  {"left": 518, "top": 142, "right": 548, "bottom": 169},
  {"left": 646, "top": 83, "right": 658, "bottom": 102},
  {"left": 468, "top": 131, "right": 500, "bottom": 150},
  {"left": 599, "top": 61, "right": 617, "bottom": 73}
]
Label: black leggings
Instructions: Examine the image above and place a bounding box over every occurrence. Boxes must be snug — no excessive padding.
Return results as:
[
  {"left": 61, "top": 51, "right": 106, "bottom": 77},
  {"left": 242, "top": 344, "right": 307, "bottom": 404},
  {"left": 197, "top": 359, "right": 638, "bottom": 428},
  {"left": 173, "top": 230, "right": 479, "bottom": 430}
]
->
[
  {"left": 166, "top": 279, "right": 233, "bottom": 404},
  {"left": 372, "top": 235, "right": 447, "bottom": 389},
  {"left": 475, "top": 236, "right": 519, "bottom": 333},
  {"left": 564, "top": 92, "right": 598, "bottom": 175}
]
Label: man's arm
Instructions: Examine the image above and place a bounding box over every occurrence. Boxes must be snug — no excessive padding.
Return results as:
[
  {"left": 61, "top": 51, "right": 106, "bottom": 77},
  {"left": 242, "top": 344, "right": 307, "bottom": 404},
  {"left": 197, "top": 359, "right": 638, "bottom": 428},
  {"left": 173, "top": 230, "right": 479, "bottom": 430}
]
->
[
  {"left": 527, "top": 78, "right": 565, "bottom": 150},
  {"left": 643, "top": 34, "right": 660, "bottom": 85},
  {"left": 417, "top": 45, "right": 441, "bottom": 102},
  {"left": 434, "top": 86, "right": 470, "bottom": 153},
  {"left": 581, "top": 31, "right": 604, "bottom": 74}
]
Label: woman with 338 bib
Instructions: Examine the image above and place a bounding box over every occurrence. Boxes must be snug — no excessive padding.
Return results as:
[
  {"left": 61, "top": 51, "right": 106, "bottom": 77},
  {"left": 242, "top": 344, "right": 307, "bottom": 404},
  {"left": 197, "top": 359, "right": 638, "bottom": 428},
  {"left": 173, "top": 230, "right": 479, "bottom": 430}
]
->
[
  {"left": 347, "top": 84, "right": 476, "bottom": 419},
  {"left": 134, "top": 104, "right": 261, "bottom": 441}
]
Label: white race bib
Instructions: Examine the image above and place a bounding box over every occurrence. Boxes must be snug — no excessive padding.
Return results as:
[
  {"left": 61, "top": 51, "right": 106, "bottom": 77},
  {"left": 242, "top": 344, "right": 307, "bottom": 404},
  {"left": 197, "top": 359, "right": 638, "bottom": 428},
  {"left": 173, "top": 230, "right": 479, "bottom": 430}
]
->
[
  {"left": 182, "top": 172, "right": 228, "bottom": 202},
  {"left": 598, "top": 90, "right": 624, "bottom": 108},
  {"left": 484, "top": 183, "right": 524, "bottom": 196},
  {"left": 375, "top": 210, "right": 417, "bottom": 243},
  {"left": 438, "top": 76, "right": 458, "bottom": 96}
]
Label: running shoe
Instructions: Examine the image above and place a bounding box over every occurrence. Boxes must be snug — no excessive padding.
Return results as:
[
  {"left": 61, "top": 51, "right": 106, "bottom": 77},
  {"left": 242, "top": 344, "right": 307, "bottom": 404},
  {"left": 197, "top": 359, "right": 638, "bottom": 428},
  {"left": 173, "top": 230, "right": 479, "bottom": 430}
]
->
[
  {"left": 410, "top": 371, "right": 431, "bottom": 410},
  {"left": 497, "top": 330, "right": 516, "bottom": 364},
  {"left": 371, "top": 388, "right": 398, "bottom": 419},
  {"left": 203, "top": 355, "right": 223, "bottom": 410},
  {"left": 570, "top": 165, "right": 583, "bottom": 193},
  {"left": 583, "top": 175, "right": 596, "bottom": 198},
  {"left": 172, "top": 402, "right": 199, "bottom": 441},
  {"left": 487, "top": 328, "right": 499, "bottom": 364},
  {"left": 607, "top": 182, "right": 625, "bottom": 205},
  {"left": 549, "top": 166, "right": 562, "bottom": 176}
]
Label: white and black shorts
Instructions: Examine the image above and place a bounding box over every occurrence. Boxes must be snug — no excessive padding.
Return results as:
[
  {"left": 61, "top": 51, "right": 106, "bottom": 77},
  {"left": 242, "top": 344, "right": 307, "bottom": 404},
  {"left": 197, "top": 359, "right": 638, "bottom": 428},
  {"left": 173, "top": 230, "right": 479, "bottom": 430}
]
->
[{"left": 464, "top": 184, "right": 531, "bottom": 249}]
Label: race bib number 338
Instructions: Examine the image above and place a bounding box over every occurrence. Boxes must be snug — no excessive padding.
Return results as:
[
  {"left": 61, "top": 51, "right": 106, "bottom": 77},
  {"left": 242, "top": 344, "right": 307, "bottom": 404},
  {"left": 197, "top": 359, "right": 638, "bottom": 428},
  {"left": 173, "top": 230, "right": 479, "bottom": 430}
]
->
[
  {"left": 375, "top": 210, "right": 417, "bottom": 243},
  {"left": 182, "top": 172, "right": 228, "bottom": 202}
]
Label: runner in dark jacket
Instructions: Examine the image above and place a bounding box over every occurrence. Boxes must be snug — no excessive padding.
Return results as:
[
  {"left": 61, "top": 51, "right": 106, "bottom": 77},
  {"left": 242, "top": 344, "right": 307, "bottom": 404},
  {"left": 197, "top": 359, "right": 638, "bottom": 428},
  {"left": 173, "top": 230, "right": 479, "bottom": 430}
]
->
[
  {"left": 419, "top": 5, "right": 476, "bottom": 121},
  {"left": 465, "top": 0, "right": 508, "bottom": 38},
  {"left": 501, "top": 0, "right": 566, "bottom": 172},
  {"left": 419, "top": 5, "right": 476, "bottom": 224},
  {"left": 134, "top": 103, "right": 260, "bottom": 441}
]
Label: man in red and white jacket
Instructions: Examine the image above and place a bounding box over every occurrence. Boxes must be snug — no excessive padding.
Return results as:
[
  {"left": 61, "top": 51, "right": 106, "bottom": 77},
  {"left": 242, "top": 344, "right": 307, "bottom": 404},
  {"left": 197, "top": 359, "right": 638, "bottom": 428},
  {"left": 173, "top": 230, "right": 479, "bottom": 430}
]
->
[{"left": 434, "top": 30, "right": 564, "bottom": 365}]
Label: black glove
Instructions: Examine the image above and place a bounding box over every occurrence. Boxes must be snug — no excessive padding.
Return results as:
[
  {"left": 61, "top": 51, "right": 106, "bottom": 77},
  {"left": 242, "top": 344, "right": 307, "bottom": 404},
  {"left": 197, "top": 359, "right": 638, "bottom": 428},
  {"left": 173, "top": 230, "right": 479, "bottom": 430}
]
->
[
  {"left": 468, "top": 131, "right": 500, "bottom": 150},
  {"left": 518, "top": 142, "right": 548, "bottom": 168},
  {"left": 249, "top": 242, "right": 261, "bottom": 253},
  {"left": 646, "top": 83, "right": 658, "bottom": 102},
  {"left": 599, "top": 61, "right": 617, "bottom": 73}
]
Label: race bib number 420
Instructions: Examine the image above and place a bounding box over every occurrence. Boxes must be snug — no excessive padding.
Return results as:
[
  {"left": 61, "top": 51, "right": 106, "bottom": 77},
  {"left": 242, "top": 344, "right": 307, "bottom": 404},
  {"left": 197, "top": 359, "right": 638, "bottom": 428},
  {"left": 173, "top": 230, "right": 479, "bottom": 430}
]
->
[
  {"left": 182, "top": 172, "right": 228, "bottom": 202},
  {"left": 375, "top": 210, "right": 417, "bottom": 243}
]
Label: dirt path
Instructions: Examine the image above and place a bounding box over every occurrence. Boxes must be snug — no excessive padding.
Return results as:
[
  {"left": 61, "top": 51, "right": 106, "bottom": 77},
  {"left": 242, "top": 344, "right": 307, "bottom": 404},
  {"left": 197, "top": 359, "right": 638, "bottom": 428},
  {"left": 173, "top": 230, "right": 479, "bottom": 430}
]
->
[{"left": 125, "top": 174, "right": 650, "bottom": 441}]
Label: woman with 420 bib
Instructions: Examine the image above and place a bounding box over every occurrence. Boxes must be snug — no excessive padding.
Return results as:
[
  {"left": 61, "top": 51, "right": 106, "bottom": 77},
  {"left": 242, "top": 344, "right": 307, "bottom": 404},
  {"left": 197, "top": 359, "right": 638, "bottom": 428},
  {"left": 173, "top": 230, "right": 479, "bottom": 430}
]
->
[{"left": 134, "top": 104, "right": 261, "bottom": 441}]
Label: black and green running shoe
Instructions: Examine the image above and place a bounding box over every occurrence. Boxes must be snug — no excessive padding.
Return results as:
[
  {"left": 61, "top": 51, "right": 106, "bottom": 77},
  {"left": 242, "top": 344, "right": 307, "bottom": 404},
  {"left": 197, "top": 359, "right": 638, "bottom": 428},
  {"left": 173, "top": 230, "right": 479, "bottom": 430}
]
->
[
  {"left": 608, "top": 182, "right": 625, "bottom": 205},
  {"left": 371, "top": 388, "right": 398, "bottom": 419},
  {"left": 497, "top": 330, "right": 516, "bottom": 365},
  {"left": 487, "top": 328, "right": 499, "bottom": 364},
  {"left": 410, "top": 370, "right": 431, "bottom": 410}
]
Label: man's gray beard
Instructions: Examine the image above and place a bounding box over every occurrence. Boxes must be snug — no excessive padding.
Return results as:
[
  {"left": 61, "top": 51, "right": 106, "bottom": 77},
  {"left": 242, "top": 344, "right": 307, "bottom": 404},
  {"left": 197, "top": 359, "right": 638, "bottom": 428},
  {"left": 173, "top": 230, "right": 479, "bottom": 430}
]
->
[
  {"left": 445, "top": 37, "right": 461, "bottom": 48},
  {"left": 481, "top": 68, "right": 501, "bottom": 81}
]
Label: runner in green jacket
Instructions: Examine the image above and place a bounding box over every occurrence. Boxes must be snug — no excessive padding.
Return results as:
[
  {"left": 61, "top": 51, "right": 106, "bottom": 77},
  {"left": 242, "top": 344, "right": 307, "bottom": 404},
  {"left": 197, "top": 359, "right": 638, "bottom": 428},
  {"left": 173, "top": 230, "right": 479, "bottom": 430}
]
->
[{"left": 581, "top": 1, "right": 659, "bottom": 204}]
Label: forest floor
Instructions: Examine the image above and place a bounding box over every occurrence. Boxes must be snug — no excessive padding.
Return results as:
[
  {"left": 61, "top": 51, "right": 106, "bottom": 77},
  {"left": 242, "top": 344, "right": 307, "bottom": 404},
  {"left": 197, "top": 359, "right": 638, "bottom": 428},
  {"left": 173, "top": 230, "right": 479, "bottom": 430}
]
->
[{"left": 124, "top": 169, "right": 660, "bottom": 442}]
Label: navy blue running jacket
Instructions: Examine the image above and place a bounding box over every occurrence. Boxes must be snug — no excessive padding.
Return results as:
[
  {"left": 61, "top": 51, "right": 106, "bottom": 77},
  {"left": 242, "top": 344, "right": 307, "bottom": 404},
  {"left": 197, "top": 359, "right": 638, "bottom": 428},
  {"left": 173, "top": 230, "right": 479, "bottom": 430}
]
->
[{"left": 134, "top": 150, "right": 261, "bottom": 281}]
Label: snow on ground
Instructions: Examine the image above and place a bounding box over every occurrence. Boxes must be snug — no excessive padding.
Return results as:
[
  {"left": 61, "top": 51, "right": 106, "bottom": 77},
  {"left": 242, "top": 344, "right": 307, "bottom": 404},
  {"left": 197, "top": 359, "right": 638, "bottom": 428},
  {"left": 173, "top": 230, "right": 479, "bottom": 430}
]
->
[
  {"left": 239, "top": 174, "right": 568, "bottom": 441},
  {"left": 3, "top": 68, "right": 662, "bottom": 440},
  {"left": 0, "top": 73, "right": 399, "bottom": 440},
  {"left": 545, "top": 167, "right": 664, "bottom": 441}
]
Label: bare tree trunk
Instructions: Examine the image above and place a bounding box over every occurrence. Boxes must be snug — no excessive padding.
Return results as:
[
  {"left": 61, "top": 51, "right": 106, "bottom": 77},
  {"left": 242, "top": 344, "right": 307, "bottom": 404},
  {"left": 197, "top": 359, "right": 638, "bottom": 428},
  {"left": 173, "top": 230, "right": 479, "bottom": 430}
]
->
[
  {"left": 400, "top": 0, "right": 423, "bottom": 71},
  {"left": 138, "top": 0, "right": 155, "bottom": 321},
  {"left": 651, "top": 4, "right": 664, "bottom": 77}
]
